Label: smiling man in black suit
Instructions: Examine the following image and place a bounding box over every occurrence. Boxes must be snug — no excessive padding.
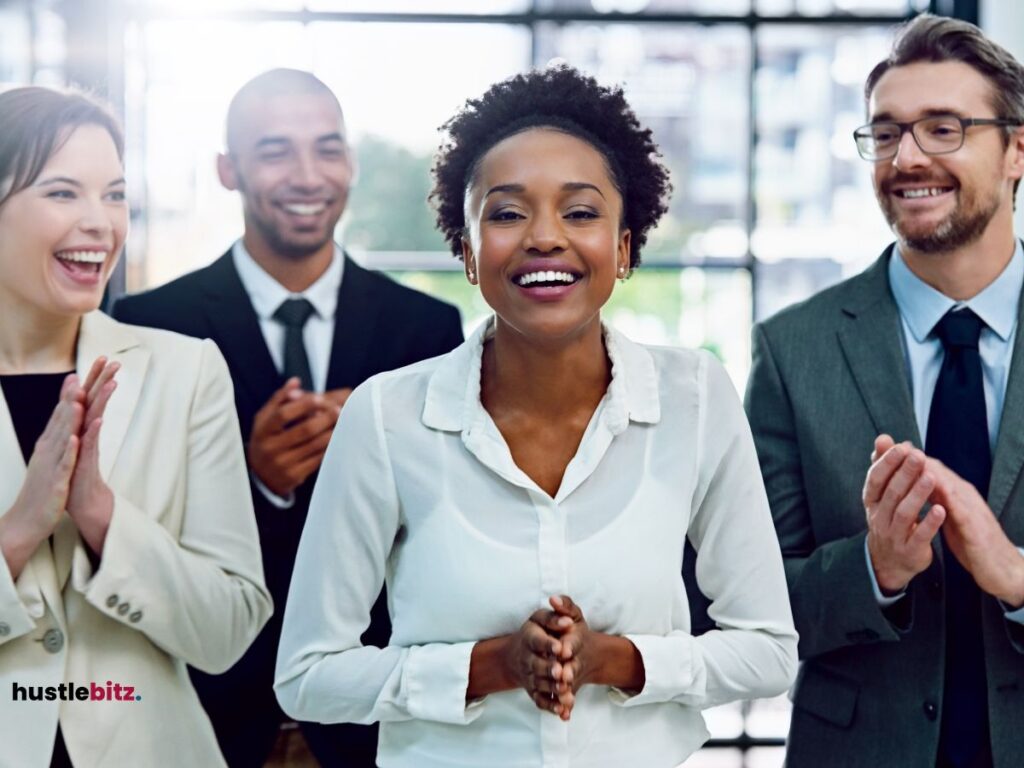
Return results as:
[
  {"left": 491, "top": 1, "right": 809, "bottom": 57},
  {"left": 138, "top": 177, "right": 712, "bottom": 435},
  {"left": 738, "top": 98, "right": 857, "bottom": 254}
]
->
[{"left": 113, "top": 69, "right": 463, "bottom": 767}]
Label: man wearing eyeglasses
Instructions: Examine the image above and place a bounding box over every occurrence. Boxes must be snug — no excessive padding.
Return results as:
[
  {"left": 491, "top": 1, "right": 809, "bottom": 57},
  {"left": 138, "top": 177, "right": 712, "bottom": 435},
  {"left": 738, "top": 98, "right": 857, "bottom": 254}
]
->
[{"left": 745, "top": 14, "right": 1024, "bottom": 768}]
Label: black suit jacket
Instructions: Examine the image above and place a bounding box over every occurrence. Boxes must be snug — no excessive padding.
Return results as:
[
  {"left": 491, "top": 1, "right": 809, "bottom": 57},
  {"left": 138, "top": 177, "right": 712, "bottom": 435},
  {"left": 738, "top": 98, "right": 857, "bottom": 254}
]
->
[{"left": 112, "top": 248, "right": 464, "bottom": 763}]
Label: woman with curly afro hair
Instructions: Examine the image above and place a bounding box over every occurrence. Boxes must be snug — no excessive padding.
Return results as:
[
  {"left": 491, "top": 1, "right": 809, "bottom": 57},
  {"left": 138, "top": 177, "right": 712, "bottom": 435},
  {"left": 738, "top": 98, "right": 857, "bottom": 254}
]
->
[{"left": 276, "top": 66, "right": 797, "bottom": 767}]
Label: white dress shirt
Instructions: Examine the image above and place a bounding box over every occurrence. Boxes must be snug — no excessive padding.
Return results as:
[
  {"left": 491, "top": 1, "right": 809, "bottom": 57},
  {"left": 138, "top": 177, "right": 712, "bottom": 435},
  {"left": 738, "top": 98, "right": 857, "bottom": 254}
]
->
[
  {"left": 232, "top": 240, "right": 344, "bottom": 507},
  {"left": 865, "top": 242, "right": 1024, "bottom": 623},
  {"left": 231, "top": 239, "right": 344, "bottom": 395},
  {"left": 275, "top": 319, "right": 798, "bottom": 768}
]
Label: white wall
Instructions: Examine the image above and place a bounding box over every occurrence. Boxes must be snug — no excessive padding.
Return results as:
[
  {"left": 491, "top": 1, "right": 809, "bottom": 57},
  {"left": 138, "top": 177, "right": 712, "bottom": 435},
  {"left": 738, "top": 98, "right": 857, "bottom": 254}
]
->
[{"left": 981, "top": 1, "right": 1024, "bottom": 233}]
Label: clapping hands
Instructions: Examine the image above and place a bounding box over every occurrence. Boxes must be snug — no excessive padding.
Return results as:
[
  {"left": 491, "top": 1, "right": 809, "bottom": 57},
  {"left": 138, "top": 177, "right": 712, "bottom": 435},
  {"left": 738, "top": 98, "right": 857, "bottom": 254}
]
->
[{"left": 0, "top": 357, "right": 118, "bottom": 578}]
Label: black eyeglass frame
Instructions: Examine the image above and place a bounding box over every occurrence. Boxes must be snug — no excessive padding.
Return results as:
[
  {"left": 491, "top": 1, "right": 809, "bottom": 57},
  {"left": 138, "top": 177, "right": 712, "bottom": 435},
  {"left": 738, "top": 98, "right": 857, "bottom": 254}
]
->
[{"left": 852, "top": 114, "right": 1023, "bottom": 161}]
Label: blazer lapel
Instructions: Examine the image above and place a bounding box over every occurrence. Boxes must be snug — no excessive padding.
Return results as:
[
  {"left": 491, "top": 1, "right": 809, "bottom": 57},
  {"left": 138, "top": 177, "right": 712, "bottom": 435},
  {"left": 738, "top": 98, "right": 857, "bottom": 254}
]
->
[
  {"left": 0, "top": 379, "right": 52, "bottom": 619},
  {"left": 988, "top": 276, "right": 1024, "bottom": 518},
  {"left": 54, "top": 311, "right": 150, "bottom": 590},
  {"left": 325, "top": 256, "right": 382, "bottom": 390},
  {"left": 836, "top": 249, "right": 922, "bottom": 447},
  {"left": 201, "top": 251, "right": 280, "bottom": 416}
]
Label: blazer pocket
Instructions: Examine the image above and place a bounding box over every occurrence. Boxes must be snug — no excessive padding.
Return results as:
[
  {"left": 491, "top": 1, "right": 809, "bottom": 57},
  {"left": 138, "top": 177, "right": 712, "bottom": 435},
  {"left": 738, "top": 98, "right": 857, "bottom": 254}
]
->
[{"left": 793, "top": 663, "right": 860, "bottom": 728}]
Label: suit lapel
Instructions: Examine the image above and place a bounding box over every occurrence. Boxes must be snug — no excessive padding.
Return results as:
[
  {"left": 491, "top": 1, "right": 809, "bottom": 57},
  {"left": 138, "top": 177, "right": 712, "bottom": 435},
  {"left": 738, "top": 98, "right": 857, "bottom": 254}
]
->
[
  {"left": 326, "top": 256, "right": 382, "bottom": 390},
  {"left": 201, "top": 251, "right": 280, "bottom": 419},
  {"left": 988, "top": 274, "right": 1024, "bottom": 518},
  {"left": 836, "top": 250, "right": 922, "bottom": 447},
  {"left": 55, "top": 311, "right": 151, "bottom": 590}
]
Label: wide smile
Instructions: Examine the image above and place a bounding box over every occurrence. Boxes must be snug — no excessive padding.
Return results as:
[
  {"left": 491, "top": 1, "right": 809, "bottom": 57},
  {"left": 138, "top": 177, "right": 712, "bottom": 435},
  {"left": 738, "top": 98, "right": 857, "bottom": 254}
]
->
[
  {"left": 52, "top": 249, "right": 108, "bottom": 287},
  {"left": 276, "top": 200, "right": 331, "bottom": 218},
  {"left": 511, "top": 268, "right": 583, "bottom": 301},
  {"left": 890, "top": 184, "right": 956, "bottom": 208}
]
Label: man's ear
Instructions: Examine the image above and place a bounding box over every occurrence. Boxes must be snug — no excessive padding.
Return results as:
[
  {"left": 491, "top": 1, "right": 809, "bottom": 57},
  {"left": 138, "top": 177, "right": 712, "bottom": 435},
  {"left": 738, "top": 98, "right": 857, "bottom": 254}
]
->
[
  {"left": 461, "top": 236, "right": 478, "bottom": 285},
  {"left": 217, "top": 152, "right": 239, "bottom": 192},
  {"left": 1008, "top": 125, "right": 1024, "bottom": 182}
]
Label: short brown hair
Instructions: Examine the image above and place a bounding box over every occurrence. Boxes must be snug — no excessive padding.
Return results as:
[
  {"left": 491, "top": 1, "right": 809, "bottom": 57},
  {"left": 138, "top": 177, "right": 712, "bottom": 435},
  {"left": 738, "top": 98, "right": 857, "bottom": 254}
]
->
[
  {"left": 0, "top": 86, "right": 124, "bottom": 207},
  {"left": 866, "top": 14, "right": 1024, "bottom": 203}
]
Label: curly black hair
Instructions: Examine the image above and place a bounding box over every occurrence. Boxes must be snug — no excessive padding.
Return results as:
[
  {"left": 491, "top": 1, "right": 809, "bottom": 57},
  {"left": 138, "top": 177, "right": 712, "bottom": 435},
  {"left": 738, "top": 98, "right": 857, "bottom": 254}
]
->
[{"left": 429, "top": 65, "right": 672, "bottom": 270}]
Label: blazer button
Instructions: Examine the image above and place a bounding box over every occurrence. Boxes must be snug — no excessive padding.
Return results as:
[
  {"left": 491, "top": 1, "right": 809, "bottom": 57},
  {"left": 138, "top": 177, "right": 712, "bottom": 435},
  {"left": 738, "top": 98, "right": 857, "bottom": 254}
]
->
[
  {"left": 42, "top": 628, "right": 64, "bottom": 654},
  {"left": 0, "top": 622, "right": 10, "bottom": 637},
  {"left": 923, "top": 701, "right": 938, "bottom": 721},
  {"left": 106, "top": 594, "right": 119, "bottom": 608},
  {"left": 117, "top": 602, "right": 131, "bottom": 616},
  {"left": 129, "top": 611, "right": 143, "bottom": 623}
]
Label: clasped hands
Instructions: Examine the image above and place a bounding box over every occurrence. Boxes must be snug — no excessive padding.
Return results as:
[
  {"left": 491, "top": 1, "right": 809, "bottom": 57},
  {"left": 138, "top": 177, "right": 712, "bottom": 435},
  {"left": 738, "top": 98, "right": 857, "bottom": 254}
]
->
[
  {"left": 506, "top": 595, "right": 593, "bottom": 721},
  {"left": 248, "top": 378, "right": 352, "bottom": 497},
  {"left": 864, "top": 434, "right": 1024, "bottom": 608},
  {"left": 0, "top": 358, "right": 120, "bottom": 578}
]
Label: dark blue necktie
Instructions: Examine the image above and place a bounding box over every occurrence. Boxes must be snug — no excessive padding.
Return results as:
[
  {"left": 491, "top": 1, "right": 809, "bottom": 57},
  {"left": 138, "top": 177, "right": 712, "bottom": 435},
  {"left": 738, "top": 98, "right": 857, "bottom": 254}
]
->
[
  {"left": 926, "top": 307, "right": 991, "bottom": 768},
  {"left": 273, "top": 297, "right": 316, "bottom": 391}
]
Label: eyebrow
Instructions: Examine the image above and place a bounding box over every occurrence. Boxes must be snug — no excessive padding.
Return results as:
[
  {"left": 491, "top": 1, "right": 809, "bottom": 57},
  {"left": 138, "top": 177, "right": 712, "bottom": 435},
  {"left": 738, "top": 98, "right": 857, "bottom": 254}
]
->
[
  {"left": 36, "top": 176, "right": 126, "bottom": 188},
  {"left": 870, "top": 108, "right": 969, "bottom": 122},
  {"left": 254, "top": 133, "right": 346, "bottom": 150},
  {"left": 484, "top": 181, "right": 606, "bottom": 199}
]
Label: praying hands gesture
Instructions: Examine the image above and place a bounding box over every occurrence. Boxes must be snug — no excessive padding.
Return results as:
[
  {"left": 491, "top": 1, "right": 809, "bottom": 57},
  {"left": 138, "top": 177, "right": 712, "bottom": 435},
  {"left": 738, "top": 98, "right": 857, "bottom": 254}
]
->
[
  {"left": 0, "top": 357, "right": 119, "bottom": 579},
  {"left": 468, "top": 595, "right": 645, "bottom": 721}
]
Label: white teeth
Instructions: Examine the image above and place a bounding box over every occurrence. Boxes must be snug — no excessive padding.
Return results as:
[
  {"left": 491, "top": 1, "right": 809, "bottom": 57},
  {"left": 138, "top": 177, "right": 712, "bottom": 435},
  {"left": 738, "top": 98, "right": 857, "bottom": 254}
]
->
[
  {"left": 55, "top": 250, "right": 107, "bottom": 264},
  {"left": 515, "top": 270, "right": 578, "bottom": 286},
  {"left": 900, "top": 187, "right": 948, "bottom": 199},
  {"left": 283, "top": 202, "right": 327, "bottom": 215}
]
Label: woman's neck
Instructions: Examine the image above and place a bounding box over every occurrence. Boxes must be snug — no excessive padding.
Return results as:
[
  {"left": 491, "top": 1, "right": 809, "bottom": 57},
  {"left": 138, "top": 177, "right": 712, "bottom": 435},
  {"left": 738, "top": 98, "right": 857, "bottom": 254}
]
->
[
  {"left": 481, "top": 318, "right": 611, "bottom": 420},
  {"left": 0, "top": 293, "right": 79, "bottom": 374}
]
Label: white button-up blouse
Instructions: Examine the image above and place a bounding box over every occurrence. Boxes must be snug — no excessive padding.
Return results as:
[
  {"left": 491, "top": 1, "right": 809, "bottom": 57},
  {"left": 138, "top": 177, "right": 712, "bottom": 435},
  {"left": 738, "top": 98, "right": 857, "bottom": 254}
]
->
[{"left": 275, "top": 320, "right": 798, "bottom": 768}]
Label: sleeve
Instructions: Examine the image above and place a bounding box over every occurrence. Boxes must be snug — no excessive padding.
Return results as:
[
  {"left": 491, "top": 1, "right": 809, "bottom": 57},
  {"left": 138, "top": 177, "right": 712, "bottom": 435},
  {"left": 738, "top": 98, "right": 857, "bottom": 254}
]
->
[
  {"left": 274, "top": 379, "right": 484, "bottom": 727},
  {"left": 745, "top": 322, "right": 906, "bottom": 659},
  {"left": 252, "top": 472, "right": 296, "bottom": 509},
  {"left": 612, "top": 353, "right": 798, "bottom": 710},
  {"left": 1002, "top": 548, "right": 1024, "bottom": 630},
  {"left": 864, "top": 538, "right": 906, "bottom": 607},
  {"left": 0, "top": 558, "right": 39, "bottom": 646},
  {"left": 72, "top": 339, "right": 273, "bottom": 673}
]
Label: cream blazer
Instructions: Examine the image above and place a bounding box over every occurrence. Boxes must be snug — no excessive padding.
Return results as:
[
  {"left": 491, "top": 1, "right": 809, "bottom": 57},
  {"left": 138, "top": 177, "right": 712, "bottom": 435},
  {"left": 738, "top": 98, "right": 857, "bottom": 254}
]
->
[{"left": 0, "top": 311, "right": 272, "bottom": 768}]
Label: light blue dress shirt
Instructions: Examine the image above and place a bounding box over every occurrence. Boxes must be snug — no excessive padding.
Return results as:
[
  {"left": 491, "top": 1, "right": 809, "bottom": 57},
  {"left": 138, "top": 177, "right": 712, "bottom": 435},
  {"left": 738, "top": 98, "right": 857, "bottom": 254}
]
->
[{"left": 865, "top": 241, "right": 1024, "bottom": 622}]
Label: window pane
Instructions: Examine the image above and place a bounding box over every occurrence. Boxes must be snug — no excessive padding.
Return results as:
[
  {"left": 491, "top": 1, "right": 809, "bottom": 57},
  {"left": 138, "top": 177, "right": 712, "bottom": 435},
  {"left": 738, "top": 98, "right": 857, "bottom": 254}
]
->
[
  {"left": 757, "top": 0, "right": 919, "bottom": 14},
  {"left": 308, "top": 0, "right": 531, "bottom": 12},
  {"left": 535, "top": 22, "right": 751, "bottom": 264},
  {"left": 753, "top": 24, "right": 894, "bottom": 317},
  {"left": 682, "top": 747, "right": 745, "bottom": 768},
  {"left": 536, "top": 0, "right": 751, "bottom": 13},
  {"left": 310, "top": 22, "right": 531, "bottom": 253},
  {"left": 0, "top": 7, "right": 32, "bottom": 84}
]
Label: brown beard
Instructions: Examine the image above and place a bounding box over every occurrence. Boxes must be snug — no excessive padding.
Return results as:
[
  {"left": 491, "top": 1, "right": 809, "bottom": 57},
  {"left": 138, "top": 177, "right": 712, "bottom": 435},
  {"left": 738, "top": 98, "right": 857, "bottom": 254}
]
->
[{"left": 878, "top": 176, "right": 1000, "bottom": 254}]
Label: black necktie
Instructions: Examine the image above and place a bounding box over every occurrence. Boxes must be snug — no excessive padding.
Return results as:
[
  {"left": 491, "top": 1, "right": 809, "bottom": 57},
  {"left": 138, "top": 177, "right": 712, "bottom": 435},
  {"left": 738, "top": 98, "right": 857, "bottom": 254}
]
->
[
  {"left": 273, "top": 297, "right": 315, "bottom": 391},
  {"left": 926, "top": 307, "right": 991, "bottom": 768}
]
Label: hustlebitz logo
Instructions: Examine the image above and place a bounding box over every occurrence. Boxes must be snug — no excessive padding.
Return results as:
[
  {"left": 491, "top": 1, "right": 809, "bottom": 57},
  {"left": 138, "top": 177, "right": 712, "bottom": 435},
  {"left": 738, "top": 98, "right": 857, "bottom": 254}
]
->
[{"left": 11, "top": 681, "right": 142, "bottom": 702}]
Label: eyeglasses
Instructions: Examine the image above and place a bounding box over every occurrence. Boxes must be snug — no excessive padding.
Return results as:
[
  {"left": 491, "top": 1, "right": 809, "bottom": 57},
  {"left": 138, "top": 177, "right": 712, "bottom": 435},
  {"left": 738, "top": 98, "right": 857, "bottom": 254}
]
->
[{"left": 852, "top": 114, "right": 1022, "bottom": 161}]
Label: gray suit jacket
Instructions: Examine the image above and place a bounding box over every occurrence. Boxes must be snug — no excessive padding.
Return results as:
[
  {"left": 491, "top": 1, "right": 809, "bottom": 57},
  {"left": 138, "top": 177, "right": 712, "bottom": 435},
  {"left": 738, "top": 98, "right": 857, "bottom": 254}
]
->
[{"left": 745, "top": 246, "right": 1024, "bottom": 768}]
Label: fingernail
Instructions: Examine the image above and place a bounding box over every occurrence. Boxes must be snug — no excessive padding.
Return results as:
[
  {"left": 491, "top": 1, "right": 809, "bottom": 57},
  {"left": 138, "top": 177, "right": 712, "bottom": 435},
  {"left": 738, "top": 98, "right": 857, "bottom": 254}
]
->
[
  {"left": 557, "top": 616, "right": 573, "bottom": 628},
  {"left": 550, "top": 595, "right": 563, "bottom": 607}
]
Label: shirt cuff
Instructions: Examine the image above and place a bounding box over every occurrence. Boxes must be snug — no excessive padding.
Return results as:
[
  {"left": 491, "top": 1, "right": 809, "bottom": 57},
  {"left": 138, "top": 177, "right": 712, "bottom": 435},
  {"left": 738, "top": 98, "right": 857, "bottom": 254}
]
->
[
  {"left": 253, "top": 472, "right": 295, "bottom": 509},
  {"left": 402, "top": 641, "right": 485, "bottom": 725},
  {"left": 864, "top": 537, "right": 905, "bottom": 607},
  {"left": 1001, "top": 548, "right": 1024, "bottom": 625},
  {"left": 608, "top": 634, "right": 692, "bottom": 708}
]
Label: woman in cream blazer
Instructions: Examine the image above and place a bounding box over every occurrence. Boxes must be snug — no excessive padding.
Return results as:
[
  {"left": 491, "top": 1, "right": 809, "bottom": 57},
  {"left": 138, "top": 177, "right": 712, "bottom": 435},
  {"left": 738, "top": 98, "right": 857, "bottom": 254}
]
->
[{"left": 0, "top": 89, "right": 272, "bottom": 767}]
